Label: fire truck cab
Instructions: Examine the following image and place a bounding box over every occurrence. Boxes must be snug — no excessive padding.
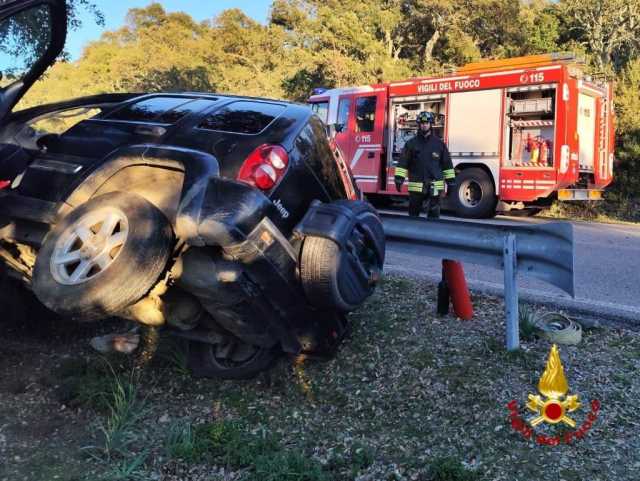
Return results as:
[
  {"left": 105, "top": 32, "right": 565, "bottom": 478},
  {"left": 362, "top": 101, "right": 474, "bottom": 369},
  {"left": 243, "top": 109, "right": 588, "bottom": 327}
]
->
[{"left": 309, "top": 53, "right": 615, "bottom": 218}]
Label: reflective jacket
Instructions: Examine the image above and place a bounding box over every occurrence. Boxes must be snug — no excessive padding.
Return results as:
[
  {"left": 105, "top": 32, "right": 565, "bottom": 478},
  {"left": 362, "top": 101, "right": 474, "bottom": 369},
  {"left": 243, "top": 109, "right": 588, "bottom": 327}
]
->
[{"left": 395, "top": 132, "right": 455, "bottom": 194}]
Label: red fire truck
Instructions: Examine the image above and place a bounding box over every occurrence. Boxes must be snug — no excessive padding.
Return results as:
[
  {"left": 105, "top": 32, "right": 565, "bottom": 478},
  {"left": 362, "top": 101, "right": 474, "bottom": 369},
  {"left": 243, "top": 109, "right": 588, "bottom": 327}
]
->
[{"left": 308, "top": 53, "right": 615, "bottom": 218}]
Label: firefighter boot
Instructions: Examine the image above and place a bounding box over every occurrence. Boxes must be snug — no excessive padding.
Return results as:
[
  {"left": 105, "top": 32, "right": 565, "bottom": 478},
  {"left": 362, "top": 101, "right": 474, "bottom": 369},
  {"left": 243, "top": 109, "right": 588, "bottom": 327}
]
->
[
  {"left": 408, "top": 192, "right": 425, "bottom": 217},
  {"left": 426, "top": 195, "right": 441, "bottom": 219}
]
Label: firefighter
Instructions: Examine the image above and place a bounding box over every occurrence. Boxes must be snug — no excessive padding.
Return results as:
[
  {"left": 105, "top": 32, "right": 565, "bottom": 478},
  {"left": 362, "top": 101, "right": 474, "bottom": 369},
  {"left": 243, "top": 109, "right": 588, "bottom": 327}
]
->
[{"left": 394, "top": 111, "right": 455, "bottom": 218}]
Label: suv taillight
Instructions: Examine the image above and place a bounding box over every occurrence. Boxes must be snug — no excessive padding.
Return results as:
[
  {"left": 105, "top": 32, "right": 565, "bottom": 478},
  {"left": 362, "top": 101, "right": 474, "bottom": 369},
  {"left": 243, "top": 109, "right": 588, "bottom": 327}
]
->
[
  {"left": 237, "top": 144, "right": 289, "bottom": 191},
  {"left": 0, "top": 180, "right": 10, "bottom": 190}
]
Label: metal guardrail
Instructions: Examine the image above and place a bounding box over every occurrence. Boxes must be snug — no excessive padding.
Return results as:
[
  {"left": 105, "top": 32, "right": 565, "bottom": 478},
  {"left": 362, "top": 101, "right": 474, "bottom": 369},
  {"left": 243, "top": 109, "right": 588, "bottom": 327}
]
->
[{"left": 381, "top": 213, "right": 575, "bottom": 350}]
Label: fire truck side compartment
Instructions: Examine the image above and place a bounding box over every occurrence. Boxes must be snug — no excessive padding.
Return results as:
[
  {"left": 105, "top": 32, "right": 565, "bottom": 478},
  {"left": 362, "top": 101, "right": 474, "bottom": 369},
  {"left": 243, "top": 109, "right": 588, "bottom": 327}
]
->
[{"left": 505, "top": 86, "right": 557, "bottom": 168}]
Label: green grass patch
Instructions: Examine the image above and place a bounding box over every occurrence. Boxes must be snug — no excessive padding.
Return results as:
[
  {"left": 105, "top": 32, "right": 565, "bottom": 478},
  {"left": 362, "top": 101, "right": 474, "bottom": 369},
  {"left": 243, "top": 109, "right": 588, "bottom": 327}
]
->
[
  {"left": 92, "top": 374, "right": 147, "bottom": 461},
  {"left": 409, "top": 349, "right": 436, "bottom": 370},
  {"left": 518, "top": 304, "right": 539, "bottom": 342},
  {"left": 249, "top": 450, "right": 329, "bottom": 481},
  {"left": 164, "top": 419, "right": 331, "bottom": 480},
  {"left": 326, "top": 441, "right": 376, "bottom": 478},
  {"left": 55, "top": 356, "right": 132, "bottom": 412},
  {"left": 154, "top": 338, "right": 191, "bottom": 377},
  {"left": 425, "top": 457, "right": 480, "bottom": 481},
  {"left": 99, "top": 451, "right": 148, "bottom": 481},
  {"left": 165, "top": 419, "right": 278, "bottom": 466}
]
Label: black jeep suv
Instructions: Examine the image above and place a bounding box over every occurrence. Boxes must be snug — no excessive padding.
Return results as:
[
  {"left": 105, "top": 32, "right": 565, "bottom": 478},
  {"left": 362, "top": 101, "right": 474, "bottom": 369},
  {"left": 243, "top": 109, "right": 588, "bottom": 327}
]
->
[{"left": 0, "top": 0, "right": 385, "bottom": 378}]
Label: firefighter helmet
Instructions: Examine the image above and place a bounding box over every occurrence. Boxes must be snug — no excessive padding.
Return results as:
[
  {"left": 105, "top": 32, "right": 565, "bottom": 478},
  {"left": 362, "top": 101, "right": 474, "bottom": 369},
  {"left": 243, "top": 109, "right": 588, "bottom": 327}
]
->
[{"left": 417, "top": 111, "right": 435, "bottom": 124}]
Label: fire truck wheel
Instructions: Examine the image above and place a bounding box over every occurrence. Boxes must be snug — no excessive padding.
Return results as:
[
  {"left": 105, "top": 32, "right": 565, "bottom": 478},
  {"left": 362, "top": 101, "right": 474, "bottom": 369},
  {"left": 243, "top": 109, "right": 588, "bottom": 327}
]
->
[{"left": 451, "top": 168, "right": 497, "bottom": 218}]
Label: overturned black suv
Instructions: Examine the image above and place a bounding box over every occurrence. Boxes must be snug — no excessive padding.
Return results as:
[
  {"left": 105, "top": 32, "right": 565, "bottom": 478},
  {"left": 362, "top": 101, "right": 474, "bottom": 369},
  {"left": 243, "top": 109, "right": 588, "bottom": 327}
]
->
[{"left": 0, "top": 0, "right": 385, "bottom": 378}]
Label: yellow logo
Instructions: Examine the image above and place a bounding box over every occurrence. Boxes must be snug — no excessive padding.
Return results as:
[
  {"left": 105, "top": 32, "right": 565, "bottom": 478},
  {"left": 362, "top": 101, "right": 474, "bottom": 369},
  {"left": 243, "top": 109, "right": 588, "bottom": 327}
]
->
[
  {"left": 507, "top": 343, "right": 600, "bottom": 445},
  {"left": 526, "top": 344, "right": 581, "bottom": 427}
]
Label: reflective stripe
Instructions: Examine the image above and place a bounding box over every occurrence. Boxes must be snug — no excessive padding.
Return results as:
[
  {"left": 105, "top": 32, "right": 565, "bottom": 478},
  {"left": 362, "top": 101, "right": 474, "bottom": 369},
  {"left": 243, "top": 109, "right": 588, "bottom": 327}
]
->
[
  {"left": 395, "top": 167, "right": 408, "bottom": 178},
  {"left": 407, "top": 181, "right": 424, "bottom": 192},
  {"left": 443, "top": 169, "right": 455, "bottom": 179},
  {"left": 433, "top": 180, "right": 445, "bottom": 188}
]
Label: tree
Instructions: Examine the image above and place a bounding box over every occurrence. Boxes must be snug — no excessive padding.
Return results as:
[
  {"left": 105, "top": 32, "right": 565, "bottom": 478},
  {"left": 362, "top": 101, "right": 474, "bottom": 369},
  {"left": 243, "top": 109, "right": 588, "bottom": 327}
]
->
[
  {"left": 558, "top": 0, "right": 640, "bottom": 70},
  {"left": 520, "top": 0, "right": 561, "bottom": 55},
  {"left": 271, "top": 0, "right": 415, "bottom": 99},
  {"left": 0, "top": 0, "right": 103, "bottom": 67}
]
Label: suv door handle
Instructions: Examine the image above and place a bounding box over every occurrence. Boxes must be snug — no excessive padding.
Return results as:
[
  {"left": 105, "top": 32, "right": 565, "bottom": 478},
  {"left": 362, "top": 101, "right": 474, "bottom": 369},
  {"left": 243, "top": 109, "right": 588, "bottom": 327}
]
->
[{"left": 134, "top": 125, "right": 166, "bottom": 137}]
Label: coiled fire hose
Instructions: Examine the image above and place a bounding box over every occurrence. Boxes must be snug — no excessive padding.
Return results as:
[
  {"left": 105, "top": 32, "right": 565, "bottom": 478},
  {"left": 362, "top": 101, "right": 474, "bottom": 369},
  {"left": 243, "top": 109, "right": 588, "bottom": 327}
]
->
[{"left": 536, "top": 312, "right": 582, "bottom": 345}]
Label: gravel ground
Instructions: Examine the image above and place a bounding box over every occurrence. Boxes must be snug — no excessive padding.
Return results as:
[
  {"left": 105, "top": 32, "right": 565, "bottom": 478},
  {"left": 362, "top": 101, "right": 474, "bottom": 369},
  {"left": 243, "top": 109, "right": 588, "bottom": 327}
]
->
[{"left": 1, "top": 276, "right": 639, "bottom": 481}]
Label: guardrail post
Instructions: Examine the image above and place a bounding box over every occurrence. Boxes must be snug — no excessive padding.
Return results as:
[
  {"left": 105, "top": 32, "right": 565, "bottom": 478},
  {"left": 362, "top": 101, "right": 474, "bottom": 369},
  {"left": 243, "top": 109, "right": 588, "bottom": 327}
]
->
[{"left": 503, "top": 233, "right": 519, "bottom": 350}]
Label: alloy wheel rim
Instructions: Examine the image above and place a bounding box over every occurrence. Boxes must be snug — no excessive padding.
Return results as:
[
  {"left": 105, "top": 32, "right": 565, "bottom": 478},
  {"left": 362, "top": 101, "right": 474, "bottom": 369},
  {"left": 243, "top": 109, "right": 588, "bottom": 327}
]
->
[{"left": 50, "top": 207, "right": 129, "bottom": 285}]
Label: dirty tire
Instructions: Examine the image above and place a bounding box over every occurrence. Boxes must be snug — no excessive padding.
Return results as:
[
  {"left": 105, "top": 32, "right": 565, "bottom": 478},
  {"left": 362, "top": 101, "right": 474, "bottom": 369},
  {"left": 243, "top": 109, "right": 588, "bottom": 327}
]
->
[
  {"left": 33, "top": 192, "right": 173, "bottom": 321},
  {"left": 189, "top": 342, "right": 277, "bottom": 380},
  {"left": 451, "top": 167, "right": 497, "bottom": 218},
  {"left": 300, "top": 200, "right": 383, "bottom": 312}
]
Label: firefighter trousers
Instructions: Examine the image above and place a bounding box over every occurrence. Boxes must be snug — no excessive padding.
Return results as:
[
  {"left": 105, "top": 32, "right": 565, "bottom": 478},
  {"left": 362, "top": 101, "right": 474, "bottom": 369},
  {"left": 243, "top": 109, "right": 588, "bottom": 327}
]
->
[{"left": 409, "top": 192, "right": 441, "bottom": 218}]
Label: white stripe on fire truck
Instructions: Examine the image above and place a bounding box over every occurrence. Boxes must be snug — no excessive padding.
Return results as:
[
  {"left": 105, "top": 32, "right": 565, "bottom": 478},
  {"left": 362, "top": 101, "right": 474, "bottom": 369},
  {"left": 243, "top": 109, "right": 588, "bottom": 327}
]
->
[
  {"left": 536, "top": 65, "right": 562, "bottom": 72},
  {"left": 390, "top": 81, "right": 414, "bottom": 87},
  {"left": 350, "top": 145, "right": 382, "bottom": 169},
  {"left": 501, "top": 184, "right": 555, "bottom": 190},
  {"left": 480, "top": 69, "right": 525, "bottom": 78}
]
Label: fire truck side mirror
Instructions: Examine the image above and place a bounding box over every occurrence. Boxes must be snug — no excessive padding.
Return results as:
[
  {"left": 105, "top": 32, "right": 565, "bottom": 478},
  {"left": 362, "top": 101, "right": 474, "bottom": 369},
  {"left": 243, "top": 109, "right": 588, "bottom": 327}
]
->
[{"left": 334, "top": 123, "right": 345, "bottom": 133}]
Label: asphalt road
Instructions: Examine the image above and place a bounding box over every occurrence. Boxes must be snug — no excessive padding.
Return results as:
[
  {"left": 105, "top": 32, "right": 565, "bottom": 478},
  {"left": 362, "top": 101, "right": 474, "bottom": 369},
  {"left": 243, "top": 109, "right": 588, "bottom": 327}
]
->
[{"left": 382, "top": 209, "right": 640, "bottom": 322}]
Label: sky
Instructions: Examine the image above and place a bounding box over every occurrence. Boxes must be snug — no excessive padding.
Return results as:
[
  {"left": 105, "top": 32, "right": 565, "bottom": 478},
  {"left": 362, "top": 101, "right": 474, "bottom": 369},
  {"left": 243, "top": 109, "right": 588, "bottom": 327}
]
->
[{"left": 67, "top": 0, "right": 272, "bottom": 59}]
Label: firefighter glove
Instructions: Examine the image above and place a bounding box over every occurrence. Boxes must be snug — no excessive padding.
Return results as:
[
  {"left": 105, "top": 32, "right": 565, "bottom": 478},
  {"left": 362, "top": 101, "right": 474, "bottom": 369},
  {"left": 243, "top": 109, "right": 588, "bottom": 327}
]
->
[{"left": 394, "top": 176, "right": 404, "bottom": 192}]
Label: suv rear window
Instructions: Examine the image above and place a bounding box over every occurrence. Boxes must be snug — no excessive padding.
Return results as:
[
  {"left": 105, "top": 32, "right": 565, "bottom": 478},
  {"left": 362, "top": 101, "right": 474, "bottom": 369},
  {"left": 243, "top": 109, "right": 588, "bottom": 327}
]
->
[
  {"left": 105, "top": 96, "right": 218, "bottom": 123},
  {"left": 106, "top": 96, "right": 191, "bottom": 122},
  {"left": 158, "top": 98, "right": 218, "bottom": 123},
  {"left": 197, "top": 101, "right": 286, "bottom": 134}
]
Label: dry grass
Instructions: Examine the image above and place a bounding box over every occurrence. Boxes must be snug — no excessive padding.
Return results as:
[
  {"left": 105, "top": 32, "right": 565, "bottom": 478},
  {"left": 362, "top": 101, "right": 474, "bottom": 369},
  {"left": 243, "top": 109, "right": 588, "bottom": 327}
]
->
[
  {"left": 1, "top": 276, "right": 640, "bottom": 481},
  {"left": 539, "top": 198, "right": 640, "bottom": 225}
]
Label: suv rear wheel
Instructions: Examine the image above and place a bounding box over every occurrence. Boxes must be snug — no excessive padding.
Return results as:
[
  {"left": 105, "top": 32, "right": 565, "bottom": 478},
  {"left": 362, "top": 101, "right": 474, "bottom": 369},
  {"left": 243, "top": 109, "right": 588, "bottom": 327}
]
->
[{"left": 32, "top": 192, "right": 173, "bottom": 321}]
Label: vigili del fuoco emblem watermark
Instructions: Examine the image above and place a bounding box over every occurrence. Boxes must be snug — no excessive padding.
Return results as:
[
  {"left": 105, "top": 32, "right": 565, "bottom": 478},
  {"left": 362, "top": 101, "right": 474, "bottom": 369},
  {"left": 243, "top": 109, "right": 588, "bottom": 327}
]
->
[{"left": 507, "top": 344, "right": 601, "bottom": 445}]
